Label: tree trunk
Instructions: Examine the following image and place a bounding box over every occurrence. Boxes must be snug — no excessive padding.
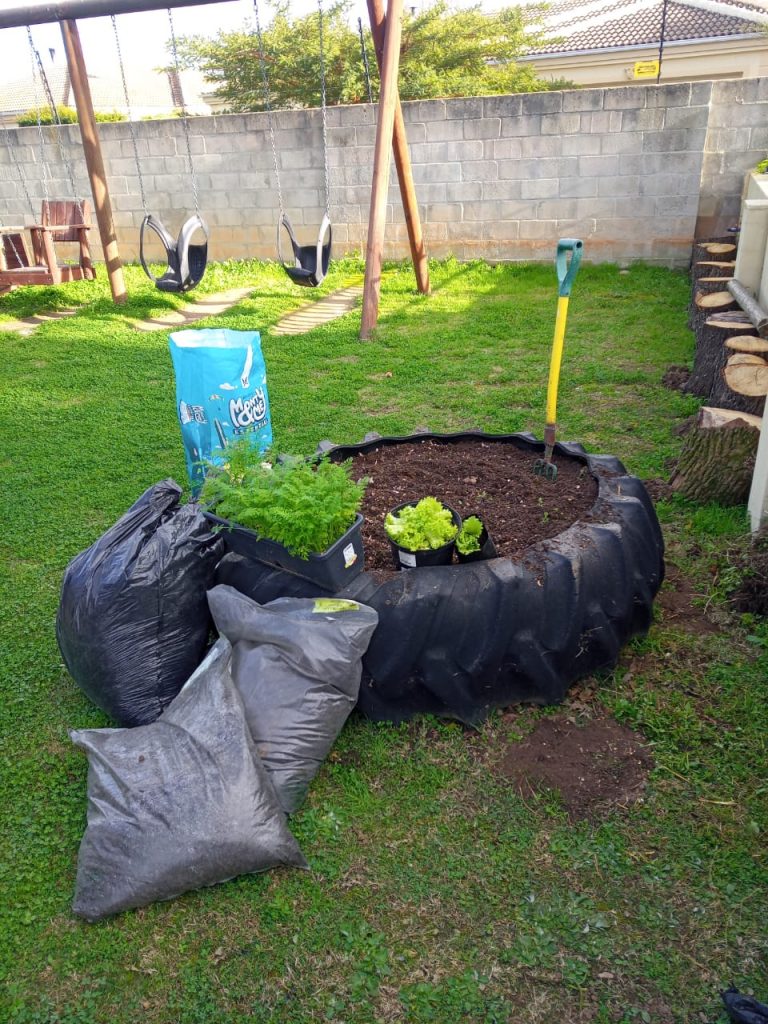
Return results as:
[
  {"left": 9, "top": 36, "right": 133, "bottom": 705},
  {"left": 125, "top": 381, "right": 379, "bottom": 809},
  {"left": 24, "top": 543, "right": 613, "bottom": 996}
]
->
[{"left": 670, "top": 407, "right": 760, "bottom": 505}]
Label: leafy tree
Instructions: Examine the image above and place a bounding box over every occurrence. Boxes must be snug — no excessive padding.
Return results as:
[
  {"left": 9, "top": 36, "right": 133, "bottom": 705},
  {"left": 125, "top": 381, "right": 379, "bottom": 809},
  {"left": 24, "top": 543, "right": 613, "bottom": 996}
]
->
[{"left": 175, "top": 0, "right": 556, "bottom": 112}]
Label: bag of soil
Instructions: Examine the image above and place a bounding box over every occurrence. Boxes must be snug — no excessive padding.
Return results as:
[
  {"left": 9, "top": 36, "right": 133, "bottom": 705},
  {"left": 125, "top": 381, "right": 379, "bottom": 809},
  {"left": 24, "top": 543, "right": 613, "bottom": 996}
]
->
[
  {"left": 70, "top": 638, "right": 307, "bottom": 922},
  {"left": 56, "top": 479, "right": 223, "bottom": 727},
  {"left": 169, "top": 328, "right": 272, "bottom": 493},
  {"left": 207, "top": 585, "right": 379, "bottom": 813}
]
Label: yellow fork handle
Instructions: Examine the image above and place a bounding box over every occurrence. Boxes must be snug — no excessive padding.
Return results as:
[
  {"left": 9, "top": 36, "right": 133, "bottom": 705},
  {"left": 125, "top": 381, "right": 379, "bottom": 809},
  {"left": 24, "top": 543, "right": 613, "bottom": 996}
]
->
[{"left": 546, "top": 295, "right": 570, "bottom": 426}]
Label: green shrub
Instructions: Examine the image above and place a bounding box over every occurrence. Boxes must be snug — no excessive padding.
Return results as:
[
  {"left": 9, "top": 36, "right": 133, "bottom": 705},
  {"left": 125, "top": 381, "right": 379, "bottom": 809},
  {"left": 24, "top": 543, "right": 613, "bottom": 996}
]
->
[
  {"left": 384, "top": 497, "right": 458, "bottom": 552},
  {"left": 17, "top": 106, "right": 126, "bottom": 126},
  {"left": 17, "top": 105, "right": 77, "bottom": 126},
  {"left": 755, "top": 156, "right": 768, "bottom": 174},
  {"left": 200, "top": 439, "right": 368, "bottom": 559}
]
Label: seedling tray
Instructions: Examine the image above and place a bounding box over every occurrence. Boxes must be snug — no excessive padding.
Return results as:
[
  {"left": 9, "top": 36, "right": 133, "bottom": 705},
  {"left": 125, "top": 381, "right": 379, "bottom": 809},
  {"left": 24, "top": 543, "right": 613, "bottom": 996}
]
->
[{"left": 204, "top": 512, "right": 365, "bottom": 592}]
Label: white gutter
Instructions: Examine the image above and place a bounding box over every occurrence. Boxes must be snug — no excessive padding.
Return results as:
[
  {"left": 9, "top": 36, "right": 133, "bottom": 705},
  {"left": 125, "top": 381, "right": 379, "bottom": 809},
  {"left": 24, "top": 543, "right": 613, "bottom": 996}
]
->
[{"left": 519, "top": 31, "right": 765, "bottom": 59}]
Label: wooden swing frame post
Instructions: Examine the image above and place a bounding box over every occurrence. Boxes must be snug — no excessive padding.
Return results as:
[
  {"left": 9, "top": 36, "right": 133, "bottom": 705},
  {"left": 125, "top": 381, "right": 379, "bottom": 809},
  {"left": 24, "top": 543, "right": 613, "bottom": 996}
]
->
[
  {"left": 60, "top": 18, "right": 126, "bottom": 304},
  {"left": 366, "top": 0, "right": 429, "bottom": 300},
  {"left": 361, "top": 0, "right": 421, "bottom": 340}
]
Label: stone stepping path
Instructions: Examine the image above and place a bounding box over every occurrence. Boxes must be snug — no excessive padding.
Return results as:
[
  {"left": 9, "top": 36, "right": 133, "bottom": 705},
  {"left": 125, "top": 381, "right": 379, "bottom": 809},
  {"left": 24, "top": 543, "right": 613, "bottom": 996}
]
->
[
  {"left": 131, "top": 287, "right": 254, "bottom": 332},
  {"left": 0, "top": 282, "right": 363, "bottom": 338},
  {"left": 0, "top": 307, "right": 78, "bottom": 336},
  {"left": 270, "top": 284, "right": 363, "bottom": 336}
]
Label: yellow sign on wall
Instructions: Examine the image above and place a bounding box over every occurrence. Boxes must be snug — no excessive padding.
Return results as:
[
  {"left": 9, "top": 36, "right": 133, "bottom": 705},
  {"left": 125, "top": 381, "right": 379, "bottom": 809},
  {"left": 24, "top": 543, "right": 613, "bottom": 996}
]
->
[{"left": 633, "top": 60, "right": 660, "bottom": 79}]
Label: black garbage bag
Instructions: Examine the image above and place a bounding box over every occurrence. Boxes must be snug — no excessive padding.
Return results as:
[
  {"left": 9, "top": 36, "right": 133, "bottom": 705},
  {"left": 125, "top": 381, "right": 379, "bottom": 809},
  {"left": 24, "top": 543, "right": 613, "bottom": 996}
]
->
[
  {"left": 56, "top": 479, "right": 223, "bottom": 726},
  {"left": 70, "top": 638, "right": 307, "bottom": 922},
  {"left": 722, "top": 987, "right": 768, "bottom": 1024}
]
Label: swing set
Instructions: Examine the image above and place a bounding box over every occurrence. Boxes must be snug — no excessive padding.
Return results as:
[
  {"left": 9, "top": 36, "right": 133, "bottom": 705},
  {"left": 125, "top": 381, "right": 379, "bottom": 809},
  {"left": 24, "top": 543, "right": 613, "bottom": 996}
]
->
[{"left": 0, "top": 0, "right": 430, "bottom": 338}]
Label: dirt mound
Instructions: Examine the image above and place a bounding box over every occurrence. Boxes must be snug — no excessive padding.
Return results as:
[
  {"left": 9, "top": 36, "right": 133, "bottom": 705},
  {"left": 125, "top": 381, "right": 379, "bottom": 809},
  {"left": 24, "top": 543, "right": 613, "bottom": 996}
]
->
[
  {"left": 662, "top": 365, "right": 691, "bottom": 392},
  {"left": 501, "top": 716, "right": 653, "bottom": 821}
]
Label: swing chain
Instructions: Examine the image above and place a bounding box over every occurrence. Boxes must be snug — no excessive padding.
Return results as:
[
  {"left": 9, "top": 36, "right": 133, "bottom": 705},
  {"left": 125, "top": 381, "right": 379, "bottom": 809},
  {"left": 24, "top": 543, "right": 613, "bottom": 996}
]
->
[
  {"left": 112, "top": 14, "right": 148, "bottom": 214},
  {"left": 318, "top": 0, "right": 330, "bottom": 216},
  {"left": 167, "top": 7, "right": 200, "bottom": 216},
  {"left": 2, "top": 125, "right": 35, "bottom": 218},
  {"left": 28, "top": 27, "right": 81, "bottom": 209},
  {"left": 27, "top": 27, "right": 51, "bottom": 205},
  {"left": 252, "top": 0, "right": 284, "bottom": 218}
]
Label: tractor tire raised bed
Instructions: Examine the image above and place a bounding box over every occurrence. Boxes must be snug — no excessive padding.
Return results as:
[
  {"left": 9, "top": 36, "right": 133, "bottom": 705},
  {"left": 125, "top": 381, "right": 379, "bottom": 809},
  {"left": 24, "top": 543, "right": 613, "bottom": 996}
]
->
[{"left": 215, "top": 431, "right": 664, "bottom": 725}]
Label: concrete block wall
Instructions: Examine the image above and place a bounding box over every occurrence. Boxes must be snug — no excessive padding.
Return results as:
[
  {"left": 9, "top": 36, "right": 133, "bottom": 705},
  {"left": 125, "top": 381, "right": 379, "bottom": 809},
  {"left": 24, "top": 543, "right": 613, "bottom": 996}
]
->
[
  {"left": 698, "top": 78, "right": 768, "bottom": 238},
  {"left": 0, "top": 79, "right": 762, "bottom": 268}
]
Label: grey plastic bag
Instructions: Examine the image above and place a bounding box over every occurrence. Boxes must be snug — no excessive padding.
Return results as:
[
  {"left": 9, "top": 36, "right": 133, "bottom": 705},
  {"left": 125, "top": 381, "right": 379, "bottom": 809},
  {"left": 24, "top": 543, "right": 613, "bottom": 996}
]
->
[
  {"left": 70, "top": 638, "right": 307, "bottom": 922},
  {"left": 207, "top": 586, "right": 379, "bottom": 813}
]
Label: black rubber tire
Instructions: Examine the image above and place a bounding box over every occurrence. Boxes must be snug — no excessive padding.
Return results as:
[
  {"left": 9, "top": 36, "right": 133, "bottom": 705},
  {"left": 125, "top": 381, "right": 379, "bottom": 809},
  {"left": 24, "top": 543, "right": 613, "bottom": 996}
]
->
[{"left": 215, "top": 432, "right": 664, "bottom": 725}]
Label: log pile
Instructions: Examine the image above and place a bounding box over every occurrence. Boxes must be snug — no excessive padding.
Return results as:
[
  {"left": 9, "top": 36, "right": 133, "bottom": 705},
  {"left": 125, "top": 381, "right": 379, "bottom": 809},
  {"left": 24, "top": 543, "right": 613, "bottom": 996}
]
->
[
  {"left": 669, "top": 238, "right": 766, "bottom": 504},
  {"left": 685, "top": 240, "right": 767, "bottom": 417}
]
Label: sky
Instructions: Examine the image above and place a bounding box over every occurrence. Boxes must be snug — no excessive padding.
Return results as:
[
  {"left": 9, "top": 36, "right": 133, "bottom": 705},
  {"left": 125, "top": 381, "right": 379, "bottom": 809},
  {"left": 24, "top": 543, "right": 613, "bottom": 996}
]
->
[{"left": 0, "top": 0, "right": 494, "bottom": 85}]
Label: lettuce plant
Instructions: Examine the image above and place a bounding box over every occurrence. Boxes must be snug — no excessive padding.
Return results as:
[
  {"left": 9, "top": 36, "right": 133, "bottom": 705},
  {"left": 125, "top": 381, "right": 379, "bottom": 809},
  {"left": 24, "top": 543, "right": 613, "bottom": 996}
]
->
[
  {"left": 384, "top": 497, "right": 458, "bottom": 552},
  {"left": 455, "top": 515, "right": 484, "bottom": 555}
]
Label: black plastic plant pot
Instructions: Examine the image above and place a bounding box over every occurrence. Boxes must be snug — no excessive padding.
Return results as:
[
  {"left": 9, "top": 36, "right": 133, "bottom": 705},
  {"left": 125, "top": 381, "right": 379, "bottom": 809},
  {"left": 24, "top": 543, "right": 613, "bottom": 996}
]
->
[
  {"left": 214, "top": 430, "right": 665, "bottom": 726},
  {"left": 456, "top": 516, "right": 498, "bottom": 564},
  {"left": 387, "top": 501, "right": 462, "bottom": 570},
  {"left": 203, "top": 511, "right": 364, "bottom": 592}
]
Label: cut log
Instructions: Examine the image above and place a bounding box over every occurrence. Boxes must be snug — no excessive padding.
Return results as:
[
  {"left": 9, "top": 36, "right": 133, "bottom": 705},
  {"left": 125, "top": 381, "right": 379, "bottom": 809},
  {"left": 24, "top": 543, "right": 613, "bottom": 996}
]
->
[
  {"left": 707, "top": 312, "right": 757, "bottom": 329},
  {"left": 686, "top": 315, "right": 763, "bottom": 415},
  {"left": 670, "top": 407, "right": 759, "bottom": 505},
  {"left": 699, "top": 406, "right": 762, "bottom": 430},
  {"left": 725, "top": 336, "right": 768, "bottom": 354},
  {"left": 727, "top": 353, "right": 768, "bottom": 367},
  {"left": 698, "top": 242, "right": 737, "bottom": 254},
  {"left": 694, "top": 290, "right": 737, "bottom": 310},
  {"left": 694, "top": 261, "right": 736, "bottom": 268},
  {"left": 726, "top": 279, "right": 768, "bottom": 337},
  {"left": 689, "top": 280, "right": 736, "bottom": 328},
  {"left": 723, "top": 361, "right": 768, "bottom": 397}
]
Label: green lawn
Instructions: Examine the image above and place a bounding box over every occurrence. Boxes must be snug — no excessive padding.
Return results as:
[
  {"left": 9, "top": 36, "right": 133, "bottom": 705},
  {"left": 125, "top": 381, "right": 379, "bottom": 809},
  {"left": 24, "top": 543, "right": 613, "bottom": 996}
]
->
[{"left": 0, "top": 258, "right": 766, "bottom": 1024}]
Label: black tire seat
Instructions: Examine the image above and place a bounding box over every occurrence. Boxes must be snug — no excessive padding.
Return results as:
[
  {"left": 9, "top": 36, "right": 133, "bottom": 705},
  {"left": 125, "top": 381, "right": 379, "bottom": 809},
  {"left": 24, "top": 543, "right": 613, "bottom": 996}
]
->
[
  {"left": 278, "top": 212, "right": 331, "bottom": 288},
  {"left": 140, "top": 213, "right": 208, "bottom": 293}
]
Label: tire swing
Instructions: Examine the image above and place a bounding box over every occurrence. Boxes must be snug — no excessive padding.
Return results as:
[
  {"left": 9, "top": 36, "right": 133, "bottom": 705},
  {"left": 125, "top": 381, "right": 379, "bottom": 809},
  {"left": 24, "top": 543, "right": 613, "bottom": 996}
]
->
[
  {"left": 214, "top": 431, "right": 665, "bottom": 727},
  {"left": 252, "top": 0, "right": 332, "bottom": 288},
  {"left": 112, "top": 11, "right": 208, "bottom": 293}
]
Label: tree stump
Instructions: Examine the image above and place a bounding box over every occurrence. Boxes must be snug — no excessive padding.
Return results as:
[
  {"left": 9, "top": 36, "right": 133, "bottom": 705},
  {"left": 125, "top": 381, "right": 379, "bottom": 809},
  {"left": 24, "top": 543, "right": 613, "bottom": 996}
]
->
[{"left": 670, "top": 407, "right": 760, "bottom": 505}]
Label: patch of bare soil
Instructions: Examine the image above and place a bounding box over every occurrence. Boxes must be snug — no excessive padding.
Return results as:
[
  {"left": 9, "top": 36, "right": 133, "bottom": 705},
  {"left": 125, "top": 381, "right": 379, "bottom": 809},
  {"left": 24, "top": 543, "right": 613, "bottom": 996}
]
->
[
  {"left": 642, "top": 477, "right": 673, "bottom": 502},
  {"left": 657, "top": 565, "right": 721, "bottom": 635},
  {"left": 349, "top": 439, "right": 598, "bottom": 575},
  {"left": 501, "top": 716, "right": 653, "bottom": 821},
  {"left": 662, "top": 365, "right": 691, "bottom": 392},
  {"left": 729, "top": 529, "right": 768, "bottom": 617}
]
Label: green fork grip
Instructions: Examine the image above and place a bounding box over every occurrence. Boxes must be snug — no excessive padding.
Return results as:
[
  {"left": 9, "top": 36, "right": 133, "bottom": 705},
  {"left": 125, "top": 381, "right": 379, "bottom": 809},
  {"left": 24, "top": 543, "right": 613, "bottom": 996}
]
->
[{"left": 556, "top": 238, "right": 583, "bottom": 297}]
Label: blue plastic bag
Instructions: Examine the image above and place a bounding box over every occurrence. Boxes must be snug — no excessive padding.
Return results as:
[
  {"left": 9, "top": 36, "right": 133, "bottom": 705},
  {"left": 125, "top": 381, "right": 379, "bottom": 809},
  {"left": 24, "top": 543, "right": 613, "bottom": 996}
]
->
[{"left": 169, "top": 329, "right": 272, "bottom": 491}]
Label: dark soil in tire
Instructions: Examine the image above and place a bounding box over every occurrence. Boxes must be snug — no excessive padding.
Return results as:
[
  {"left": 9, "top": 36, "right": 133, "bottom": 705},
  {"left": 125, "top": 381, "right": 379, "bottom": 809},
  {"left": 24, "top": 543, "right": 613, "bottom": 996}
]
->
[
  {"left": 350, "top": 439, "right": 598, "bottom": 575},
  {"left": 501, "top": 715, "right": 653, "bottom": 821}
]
